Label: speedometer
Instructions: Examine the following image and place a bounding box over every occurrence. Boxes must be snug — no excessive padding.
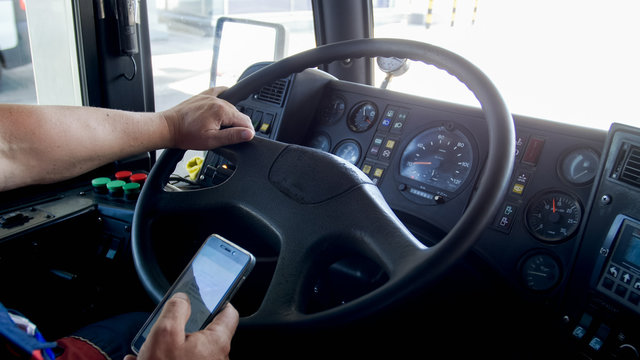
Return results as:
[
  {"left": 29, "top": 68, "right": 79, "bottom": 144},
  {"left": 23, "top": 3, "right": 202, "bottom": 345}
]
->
[{"left": 400, "top": 125, "right": 474, "bottom": 193}]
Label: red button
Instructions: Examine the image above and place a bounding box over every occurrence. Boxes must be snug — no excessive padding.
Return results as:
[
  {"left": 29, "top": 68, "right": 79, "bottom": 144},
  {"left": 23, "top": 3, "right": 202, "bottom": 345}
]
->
[
  {"left": 115, "top": 170, "right": 133, "bottom": 181},
  {"left": 130, "top": 173, "right": 147, "bottom": 184}
]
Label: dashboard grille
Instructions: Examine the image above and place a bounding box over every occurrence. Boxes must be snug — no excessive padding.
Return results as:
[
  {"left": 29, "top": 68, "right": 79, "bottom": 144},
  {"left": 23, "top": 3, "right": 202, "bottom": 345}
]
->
[
  {"left": 619, "top": 145, "right": 640, "bottom": 188},
  {"left": 257, "top": 78, "right": 289, "bottom": 106}
]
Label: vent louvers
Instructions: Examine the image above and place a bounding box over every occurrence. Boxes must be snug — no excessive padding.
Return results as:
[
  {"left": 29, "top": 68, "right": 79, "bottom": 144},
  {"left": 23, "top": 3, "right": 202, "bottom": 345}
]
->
[
  {"left": 256, "top": 78, "right": 289, "bottom": 106},
  {"left": 619, "top": 146, "right": 640, "bottom": 188}
]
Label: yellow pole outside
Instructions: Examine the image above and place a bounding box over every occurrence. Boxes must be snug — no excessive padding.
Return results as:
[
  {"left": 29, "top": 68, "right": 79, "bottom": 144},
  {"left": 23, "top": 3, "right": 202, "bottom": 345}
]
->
[
  {"left": 451, "top": 0, "right": 457, "bottom": 27},
  {"left": 472, "top": 0, "right": 479, "bottom": 25},
  {"left": 426, "top": 0, "right": 435, "bottom": 29}
]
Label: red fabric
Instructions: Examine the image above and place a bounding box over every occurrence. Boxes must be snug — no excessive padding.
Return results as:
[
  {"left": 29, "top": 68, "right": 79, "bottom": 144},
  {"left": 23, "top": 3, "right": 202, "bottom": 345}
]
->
[{"left": 55, "top": 337, "right": 108, "bottom": 360}]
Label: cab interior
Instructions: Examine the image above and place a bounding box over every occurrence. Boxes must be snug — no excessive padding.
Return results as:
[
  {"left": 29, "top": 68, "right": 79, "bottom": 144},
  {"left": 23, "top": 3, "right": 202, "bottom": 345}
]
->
[{"left": 1, "top": 1, "right": 640, "bottom": 359}]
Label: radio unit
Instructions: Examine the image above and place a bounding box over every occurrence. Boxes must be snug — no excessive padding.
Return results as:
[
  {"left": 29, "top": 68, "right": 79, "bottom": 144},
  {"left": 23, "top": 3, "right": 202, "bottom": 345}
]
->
[{"left": 595, "top": 214, "right": 640, "bottom": 312}]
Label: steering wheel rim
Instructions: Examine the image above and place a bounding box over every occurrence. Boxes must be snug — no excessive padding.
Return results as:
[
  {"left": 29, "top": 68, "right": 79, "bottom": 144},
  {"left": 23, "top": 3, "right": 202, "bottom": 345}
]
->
[{"left": 132, "top": 38, "right": 515, "bottom": 328}]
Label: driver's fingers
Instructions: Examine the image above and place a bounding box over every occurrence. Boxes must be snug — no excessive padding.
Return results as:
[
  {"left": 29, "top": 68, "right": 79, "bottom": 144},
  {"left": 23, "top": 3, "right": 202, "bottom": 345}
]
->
[
  {"left": 202, "top": 303, "right": 239, "bottom": 343},
  {"left": 150, "top": 292, "right": 192, "bottom": 343}
]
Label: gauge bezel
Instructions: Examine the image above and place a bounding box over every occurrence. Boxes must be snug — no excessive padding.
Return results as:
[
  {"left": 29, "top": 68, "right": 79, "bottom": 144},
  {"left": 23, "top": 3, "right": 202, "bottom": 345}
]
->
[
  {"left": 347, "top": 101, "right": 378, "bottom": 133},
  {"left": 332, "top": 139, "right": 362, "bottom": 165},
  {"left": 556, "top": 146, "right": 601, "bottom": 187},
  {"left": 318, "top": 94, "right": 347, "bottom": 125},
  {"left": 396, "top": 122, "right": 479, "bottom": 202},
  {"left": 518, "top": 250, "right": 563, "bottom": 292},
  {"left": 306, "top": 131, "right": 332, "bottom": 153},
  {"left": 524, "top": 189, "right": 583, "bottom": 243}
]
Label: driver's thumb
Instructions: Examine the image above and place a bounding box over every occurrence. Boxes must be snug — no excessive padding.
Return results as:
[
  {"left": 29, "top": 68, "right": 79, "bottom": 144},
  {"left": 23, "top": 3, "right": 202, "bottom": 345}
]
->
[{"left": 208, "top": 127, "right": 254, "bottom": 149}]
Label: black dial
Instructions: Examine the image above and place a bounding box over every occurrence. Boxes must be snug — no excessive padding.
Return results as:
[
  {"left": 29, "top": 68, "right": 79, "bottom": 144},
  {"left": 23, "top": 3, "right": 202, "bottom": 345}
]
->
[
  {"left": 521, "top": 253, "right": 561, "bottom": 291},
  {"left": 525, "top": 191, "right": 582, "bottom": 242},
  {"left": 347, "top": 102, "right": 378, "bottom": 132},
  {"left": 319, "top": 95, "right": 346, "bottom": 125},
  {"left": 400, "top": 125, "right": 474, "bottom": 193}
]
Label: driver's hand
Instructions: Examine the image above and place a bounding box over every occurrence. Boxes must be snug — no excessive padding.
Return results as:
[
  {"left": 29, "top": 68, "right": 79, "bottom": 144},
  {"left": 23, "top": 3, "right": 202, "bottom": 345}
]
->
[
  {"left": 124, "top": 292, "right": 239, "bottom": 360},
  {"left": 160, "top": 87, "right": 255, "bottom": 150}
]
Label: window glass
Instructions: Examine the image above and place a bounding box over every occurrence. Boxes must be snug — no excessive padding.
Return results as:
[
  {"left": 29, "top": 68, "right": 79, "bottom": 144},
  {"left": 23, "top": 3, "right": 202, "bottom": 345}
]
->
[
  {"left": 0, "top": 0, "right": 36, "bottom": 104},
  {"left": 373, "top": 0, "right": 640, "bottom": 130},
  {"left": 148, "top": 0, "right": 315, "bottom": 111}
]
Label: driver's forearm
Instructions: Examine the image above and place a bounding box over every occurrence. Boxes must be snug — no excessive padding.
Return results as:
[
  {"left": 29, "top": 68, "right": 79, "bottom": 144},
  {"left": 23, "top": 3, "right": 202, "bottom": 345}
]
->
[{"left": 0, "top": 104, "right": 171, "bottom": 192}]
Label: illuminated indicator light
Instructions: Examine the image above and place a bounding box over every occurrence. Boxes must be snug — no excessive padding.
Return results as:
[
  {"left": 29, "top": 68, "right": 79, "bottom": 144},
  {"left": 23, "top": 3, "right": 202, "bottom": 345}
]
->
[
  {"left": 222, "top": 164, "right": 228, "bottom": 169},
  {"left": 362, "top": 164, "right": 372, "bottom": 174},
  {"left": 385, "top": 140, "right": 396, "bottom": 149},
  {"left": 260, "top": 123, "right": 270, "bottom": 133},
  {"left": 374, "top": 168, "right": 384, "bottom": 177},
  {"left": 512, "top": 183, "right": 525, "bottom": 194}
]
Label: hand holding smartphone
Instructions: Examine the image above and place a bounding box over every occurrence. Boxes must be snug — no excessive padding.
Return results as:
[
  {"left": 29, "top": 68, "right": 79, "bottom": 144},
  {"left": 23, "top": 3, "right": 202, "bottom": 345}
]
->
[{"left": 131, "top": 234, "right": 255, "bottom": 354}]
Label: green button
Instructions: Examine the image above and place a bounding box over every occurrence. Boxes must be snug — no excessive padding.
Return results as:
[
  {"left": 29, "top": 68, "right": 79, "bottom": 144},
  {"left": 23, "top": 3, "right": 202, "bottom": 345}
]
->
[
  {"left": 123, "top": 182, "right": 141, "bottom": 194},
  {"left": 91, "top": 177, "right": 111, "bottom": 188},
  {"left": 106, "top": 180, "right": 126, "bottom": 191}
]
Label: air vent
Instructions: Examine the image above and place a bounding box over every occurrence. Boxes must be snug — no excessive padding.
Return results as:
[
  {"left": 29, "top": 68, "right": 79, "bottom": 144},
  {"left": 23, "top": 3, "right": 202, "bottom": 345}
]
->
[
  {"left": 256, "top": 78, "right": 289, "bottom": 106},
  {"left": 612, "top": 143, "right": 640, "bottom": 188}
]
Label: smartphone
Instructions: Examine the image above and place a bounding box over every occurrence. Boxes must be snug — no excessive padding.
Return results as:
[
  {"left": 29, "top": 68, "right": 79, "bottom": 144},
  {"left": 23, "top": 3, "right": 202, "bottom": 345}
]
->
[{"left": 130, "top": 234, "right": 255, "bottom": 354}]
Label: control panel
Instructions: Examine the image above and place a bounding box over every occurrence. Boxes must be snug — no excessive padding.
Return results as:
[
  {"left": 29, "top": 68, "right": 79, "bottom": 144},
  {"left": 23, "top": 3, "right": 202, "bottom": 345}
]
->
[{"left": 596, "top": 215, "right": 640, "bottom": 312}]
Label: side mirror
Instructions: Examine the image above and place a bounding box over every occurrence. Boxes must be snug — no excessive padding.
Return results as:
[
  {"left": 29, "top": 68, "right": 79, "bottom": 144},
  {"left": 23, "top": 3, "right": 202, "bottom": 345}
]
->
[{"left": 210, "top": 16, "right": 288, "bottom": 87}]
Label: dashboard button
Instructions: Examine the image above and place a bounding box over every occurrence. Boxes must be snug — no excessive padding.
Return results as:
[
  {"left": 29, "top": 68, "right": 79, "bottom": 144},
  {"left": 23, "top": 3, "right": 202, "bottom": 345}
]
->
[
  {"left": 615, "top": 284, "right": 628, "bottom": 298},
  {"left": 602, "top": 277, "right": 615, "bottom": 290}
]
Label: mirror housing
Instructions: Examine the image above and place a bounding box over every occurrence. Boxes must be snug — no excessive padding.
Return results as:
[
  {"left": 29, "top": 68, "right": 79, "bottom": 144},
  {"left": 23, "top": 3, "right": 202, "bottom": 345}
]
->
[{"left": 210, "top": 16, "right": 287, "bottom": 87}]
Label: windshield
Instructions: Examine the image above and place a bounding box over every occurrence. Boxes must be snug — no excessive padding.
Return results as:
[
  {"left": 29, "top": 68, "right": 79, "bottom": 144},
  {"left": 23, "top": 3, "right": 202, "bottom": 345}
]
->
[
  {"left": 0, "top": 0, "right": 636, "bottom": 131},
  {"left": 372, "top": 0, "right": 640, "bottom": 130}
]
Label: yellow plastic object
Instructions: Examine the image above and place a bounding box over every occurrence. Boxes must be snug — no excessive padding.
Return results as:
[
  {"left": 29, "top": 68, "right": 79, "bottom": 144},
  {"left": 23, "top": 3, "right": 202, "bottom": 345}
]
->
[{"left": 186, "top": 156, "right": 204, "bottom": 180}]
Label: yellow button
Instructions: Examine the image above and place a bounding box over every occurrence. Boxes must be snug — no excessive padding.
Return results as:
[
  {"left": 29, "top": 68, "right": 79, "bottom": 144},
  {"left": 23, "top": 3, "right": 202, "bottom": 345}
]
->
[
  {"left": 374, "top": 168, "right": 384, "bottom": 178},
  {"left": 362, "top": 164, "right": 372, "bottom": 174},
  {"left": 259, "top": 123, "right": 270, "bottom": 133},
  {"left": 385, "top": 139, "right": 396, "bottom": 149},
  {"left": 512, "top": 183, "right": 525, "bottom": 194}
]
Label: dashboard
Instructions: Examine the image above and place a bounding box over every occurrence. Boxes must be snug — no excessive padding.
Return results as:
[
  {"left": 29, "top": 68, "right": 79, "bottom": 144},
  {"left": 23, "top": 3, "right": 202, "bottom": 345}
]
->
[
  {"left": 225, "top": 67, "right": 640, "bottom": 358},
  {"left": 1, "top": 65, "right": 639, "bottom": 358}
]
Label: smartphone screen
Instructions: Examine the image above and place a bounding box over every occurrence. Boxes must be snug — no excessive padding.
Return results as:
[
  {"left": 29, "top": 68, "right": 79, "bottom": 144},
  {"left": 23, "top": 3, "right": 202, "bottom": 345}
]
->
[{"left": 131, "top": 234, "right": 255, "bottom": 354}]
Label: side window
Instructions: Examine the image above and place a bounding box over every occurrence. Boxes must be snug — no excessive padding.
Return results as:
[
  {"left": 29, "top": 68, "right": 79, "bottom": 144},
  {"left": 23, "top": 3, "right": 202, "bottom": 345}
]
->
[
  {"left": 147, "top": 0, "right": 315, "bottom": 112},
  {"left": 0, "top": 0, "right": 35, "bottom": 104}
]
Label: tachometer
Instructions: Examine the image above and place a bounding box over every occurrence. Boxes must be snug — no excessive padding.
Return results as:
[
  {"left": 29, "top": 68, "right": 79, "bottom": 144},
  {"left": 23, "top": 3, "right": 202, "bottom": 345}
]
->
[
  {"left": 399, "top": 125, "right": 474, "bottom": 193},
  {"left": 525, "top": 190, "right": 582, "bottom": 242}
]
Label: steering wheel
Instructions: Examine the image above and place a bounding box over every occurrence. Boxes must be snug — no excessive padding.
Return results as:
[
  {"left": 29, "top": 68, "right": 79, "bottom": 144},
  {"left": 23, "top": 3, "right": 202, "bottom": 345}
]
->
[{"left": 132, "top": 38, "right": 515, "bottom": 329}]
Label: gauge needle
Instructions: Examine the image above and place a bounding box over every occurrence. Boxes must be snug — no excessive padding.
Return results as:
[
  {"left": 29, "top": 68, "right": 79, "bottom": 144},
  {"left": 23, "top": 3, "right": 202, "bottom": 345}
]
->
[
  {"left": 413, "top": 161, "right": 433, "bottom": 165},
  {"left": 553, "top": 198, "right": 556, "bottom": 213}
]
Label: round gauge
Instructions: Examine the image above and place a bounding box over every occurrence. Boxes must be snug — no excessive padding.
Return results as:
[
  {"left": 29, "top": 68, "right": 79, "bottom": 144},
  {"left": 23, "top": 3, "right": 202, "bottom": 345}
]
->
[
  {"left": 376, "top": 57, "right": 409, "bottom": 76},
  {"left": 525, "top": 190, "right": 583, "bottom": 242},
  {"left": 347, "top": 102, "right": 378, "bottom": 132},
  {"left": 521, "top": 252, "right": 561, "bottom": 291},
  {"left": 559, "top": 147, "right": 600, "bottom": 186},
  {"left": 318, "top": 95, "right": 346, "bottom": 125},
  {"left": 399, "top": 125, "right": 474, "bottom": 193},
  {"left": 333, "top": 140, "right": 361, "bottom": 165},
  {"left": 307, "top": 132, "right": 331, "bottom": 152}
]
